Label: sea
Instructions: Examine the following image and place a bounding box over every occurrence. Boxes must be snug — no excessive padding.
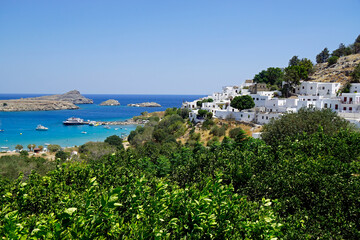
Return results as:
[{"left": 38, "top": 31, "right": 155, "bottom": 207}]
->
[{"left": 0, "top": 94, "right": 204, "bottom": 150}]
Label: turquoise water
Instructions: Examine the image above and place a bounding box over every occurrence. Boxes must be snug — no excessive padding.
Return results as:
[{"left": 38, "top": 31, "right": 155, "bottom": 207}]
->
[{"left": 0, "top": 94, "right": 203, "bottom": 150}]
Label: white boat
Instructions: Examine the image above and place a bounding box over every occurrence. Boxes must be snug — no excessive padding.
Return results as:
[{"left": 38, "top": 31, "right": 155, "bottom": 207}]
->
[
  {"left": 63, "top": 117, "right": 85, "bottom": 125},
  {"left": 104, "top": 125, "right": 110, "bottom": 129},
  {"left": 81, "top": 131, "right": 87, "bottom": 134},
  {"left": 0, "top": 129, "right": 4, "bottom": 132},
  {"left": 36, "top": 125, "right": 48, "bottom": 131}
]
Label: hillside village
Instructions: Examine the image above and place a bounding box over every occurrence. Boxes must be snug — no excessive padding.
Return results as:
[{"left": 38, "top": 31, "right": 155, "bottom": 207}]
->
[{"left": 183, "top": 53, "right": 360, "bottom": 130}]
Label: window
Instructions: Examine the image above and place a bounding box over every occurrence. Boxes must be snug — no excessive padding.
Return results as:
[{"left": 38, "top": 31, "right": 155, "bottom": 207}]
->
[
  {"left": 344, "top": 107, "right": 347, "bottom": 111},
  {"left": 256, "top": 98, "right": 259, "bottom": 100},
  {"left": 324, "top": 103, "right": 328, "bottom": 108},
  {"left": 349, "top": 107, "right": 353, "bottom": 111},
  {"left": 262, "top": 116, "right": 264, "bottom": 119},
  {"left": 322, "top": 87, "right": 325, "bottom": 90},
  {"left": 310, "top": 87, "right": 313, "bottom": 90},
  {"left": 266, "top": 116, "right": 268, "bottom": 120},
  {"left": 344, "top": 97, "right": 347, "bottom": 102},
  {"left": 302, "top": 86, "right": 304, "bottom": 89},
  {"left": 335, "top": 104, "right": 338, "bottom": 110}
]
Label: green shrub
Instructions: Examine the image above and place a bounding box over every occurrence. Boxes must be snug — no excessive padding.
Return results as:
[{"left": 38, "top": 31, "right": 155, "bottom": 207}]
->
[{"left": 327, "top": 56, "right": 339, "bottom": 66}]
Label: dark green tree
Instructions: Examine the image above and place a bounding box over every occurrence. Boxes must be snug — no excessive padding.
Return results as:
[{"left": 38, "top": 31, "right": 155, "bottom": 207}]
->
[
  {"left": 253, "top": 67, "right": 284, "bottom": 87},
  {"left": 230, "top": 95, "right": 255, "bottom": 111},
  {"left": 55, "top": 150, "right": 70, "bottom": 161},
  {"left": 328, "top": 56, "right": 339, "bottom": 66},
  {"left": 104, "top": 135, "right": 124, "bottom": 150},
  {"left": 261, "top": 108, "right": 353, "bottom": 147},
  {"left": 332, "top": 43, "right": 346, "bottom": 57},
  {"left": 288, "top": 55, "right": 300, "bottom": 66},
  {"left": 351, "top": 63, "right": 360, "bottom": 83},
  {"left": 354, "top": 34, "right": 360, "bottom": 54},
  {"left": 316, "top": 48, "right": 330, "bottom": 63}
]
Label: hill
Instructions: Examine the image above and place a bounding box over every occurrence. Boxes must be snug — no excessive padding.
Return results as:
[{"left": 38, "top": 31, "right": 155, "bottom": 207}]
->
[{"left": 309, "top": 53, "right": 360, "bottom": 84}]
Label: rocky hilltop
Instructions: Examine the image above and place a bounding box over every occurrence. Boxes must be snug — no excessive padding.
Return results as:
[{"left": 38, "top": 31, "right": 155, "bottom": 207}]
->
[
  {"left": 28, "top": 90, "right": 93, "bottom": 104},
  {"left": 0, "top": 99, "right": 79, "bottom": 112},
  {"left": 100, "top": 99, "right": 120, "bottom": 106},
  {"left": 0, "top": 90, "right": 91, "bottom": 112},
  {"left": 127, "top": 102, "right": 162, "bottom": 107},
  {"left": 309, "top": 53, "right": 360, "bottom": 84}
]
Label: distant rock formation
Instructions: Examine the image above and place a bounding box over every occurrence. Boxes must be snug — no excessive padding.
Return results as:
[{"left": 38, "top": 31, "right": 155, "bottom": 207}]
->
[
  {"left": 0, "top": 90, "right": 91, "bottom": 112},
  {"left": 100, "top": 99, "right": 120, "bottom": 106},
  {"left": 127, "top": 102, "right": 162, "bottom": 107},
  {"left": 28, "top": 90, "right": 93, "bottom": 104},
  {"left": 0, "top": 99, "right": 79, "bottom": 112}
]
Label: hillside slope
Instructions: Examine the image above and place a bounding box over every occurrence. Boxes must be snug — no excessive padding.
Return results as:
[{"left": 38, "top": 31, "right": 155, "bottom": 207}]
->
[{"left": 309, "top": 53, "right": 360, "bottom": 84}]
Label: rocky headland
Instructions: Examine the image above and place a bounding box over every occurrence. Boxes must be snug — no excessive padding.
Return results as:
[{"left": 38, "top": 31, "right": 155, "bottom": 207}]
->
[
  {"left": 28, "top": 90, "right": 93, "bottom": 104},
  {"left": 99, "top": 99, "right": 120, "bottom": 106},
  {"left": 0, "top": 90, "right": 91, "bottom": 112},
  {"left": 127, "top": 102, "right": 162, "bottom": 107},
  {"left": 0, "top": 99, "right": 79, "bottom": 112}
]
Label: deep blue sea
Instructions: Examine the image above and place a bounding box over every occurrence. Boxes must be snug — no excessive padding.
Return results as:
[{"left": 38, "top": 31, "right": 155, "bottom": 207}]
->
[{"left": 0, "top": 94, "right": 204, "bottom": 150}]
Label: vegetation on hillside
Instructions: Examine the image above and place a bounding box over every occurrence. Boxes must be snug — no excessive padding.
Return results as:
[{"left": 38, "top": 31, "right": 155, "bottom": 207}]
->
[{"left": 1, "top": 107, "right": 360, "bottom": 238}]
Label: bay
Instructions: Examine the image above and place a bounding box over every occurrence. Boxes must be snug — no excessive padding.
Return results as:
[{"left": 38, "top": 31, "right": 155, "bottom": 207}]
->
[{"left": 0, "top": 94, "right": 204, "bottom": 150}]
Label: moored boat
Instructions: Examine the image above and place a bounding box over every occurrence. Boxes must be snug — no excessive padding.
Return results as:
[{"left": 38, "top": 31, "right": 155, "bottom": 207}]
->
[
  {"left": 63, "top": 117, "right": 85, "bottom": 125},
  {"left": 36, "top": 125, "right": 48, "bottom": 131}
]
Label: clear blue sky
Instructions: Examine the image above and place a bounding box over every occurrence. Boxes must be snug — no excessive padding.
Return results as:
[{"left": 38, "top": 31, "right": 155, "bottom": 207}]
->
[{"left": 1, "top": 0, "right": 359, "bottom": 94}]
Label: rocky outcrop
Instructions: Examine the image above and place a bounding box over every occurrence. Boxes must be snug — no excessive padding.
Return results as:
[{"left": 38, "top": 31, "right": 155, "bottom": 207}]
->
[
  {"left": 99, "top": 99, "right": 120, "bottom": 106},
  {"left": 28, "top": 90, "right": 93, "bottom": 104},
  {"left": 0, "top": 99, "right": 79, "bottom": 112},
  {"left": 310, "top": 54, "right": 360, "bottom": 84},
  {"left": 127, "top": 102, "right": 162, "bottom": 107}
]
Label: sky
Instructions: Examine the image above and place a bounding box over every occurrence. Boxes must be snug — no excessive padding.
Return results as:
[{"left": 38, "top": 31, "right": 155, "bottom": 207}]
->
[{"left": 0, "top": 1, "right": 359, "bottom": 95}]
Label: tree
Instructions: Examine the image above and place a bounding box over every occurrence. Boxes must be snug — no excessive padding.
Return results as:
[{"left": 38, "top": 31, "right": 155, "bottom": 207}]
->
[
  {"left": 15, "top": 144, "right": 23, "bottom": 151},
  {"left": 351, "top": 63, "right": 360, "bottom": 83},
  {"left": 47, "top": 144, "right": 61, "bottom": 153},
  {"left": 261, "top": 108, "right": 353, "bottom": 147},
  {"left": 253, "top": 67, "right": 284, "bottom": 87},
  {"left": 282, "top": 66, "right": 302, "bottom": 97},
  {"left": 104, "top": 135, "right": 124, "bottom": 150},
  {"left": 316, "top": 48, "right": 330, "bottom": 63},
  {"left": 197, "top": 109, "right": 209, "bottom": 118},
  {"left": 55, "top": 150, "right": 70, "bottom": 161},
  {"left": 230, "top": 95, "right": 255, "bottom": 112},
  {"left": 327, "top": 56, "right": 339, "bottom": 66},
  {"left": 354, "top": 34, "right": 360, "bottom": 54},
  {"left": 288, "top": 55, "right": 300, "bottom": 66},
  {"left": 332, "top": 43, "right": 346, "bottom": 57},
  {"left": 27, "top": 144, "right": 35, "bottom": 152},
  {"left": 38, "top": 145, "right": 44, "bottom": 152}
]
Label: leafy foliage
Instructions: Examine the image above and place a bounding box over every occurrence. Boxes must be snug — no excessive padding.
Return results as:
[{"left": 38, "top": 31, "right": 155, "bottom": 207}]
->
[
  {"left": 316, "top": 47, "right": 330, "bottom": 63},
  {"left": 230, "top": 95, "right": 255, "bottom": 112},
  {"left": 1, "top": 108, "right": 360, "bottom": 238},
  {"left": 261, "top": 107, "right": 353, "bottom": 147},
  {"left": 351, "top": 63, "right": 360, "bottom": 83},
  {"left": 328, "top": 55, "right": 339, "bottom": 66},
  {"left": 104, "top": 135, "right": 124, "bottom": 150},
  {"left": 253, "top": 67, "right": 284, "bottom": 87}
]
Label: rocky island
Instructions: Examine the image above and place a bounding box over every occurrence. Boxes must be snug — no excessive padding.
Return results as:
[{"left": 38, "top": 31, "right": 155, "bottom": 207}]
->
[
  {"left": 0, "top": 90, "right": 92, "bottom": 112},
  {"left": 99, "top": 99, "right": 120, "bottom": 106},
  {"left": 127, "top": 102, "right": 162, "bottom": 107}
]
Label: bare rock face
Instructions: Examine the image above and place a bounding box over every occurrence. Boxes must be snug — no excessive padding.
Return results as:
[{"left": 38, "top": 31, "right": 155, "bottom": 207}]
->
[
  {"left": 99, "top": 99, "right": 120, "bottom": 106},
  {"left": 29, "top": 90, "right": 93, "bottom": 104},
  {"left": 127, "top": 102, "right": 162, "bottom": 107},
  {"left": 0, "top": 100, "right": 79, "bottom": 112}
]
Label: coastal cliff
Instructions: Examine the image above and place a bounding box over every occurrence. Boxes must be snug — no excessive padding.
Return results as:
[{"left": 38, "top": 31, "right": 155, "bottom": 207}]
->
[
  {"left": 0, "top": 99, "right": 79, "bottom": 112},
  {"left": 28, "top": 90, "right": 93, "bottom": 104},
  {"left": 0, "top": 90, "right": 91, "bottom": 112}
]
